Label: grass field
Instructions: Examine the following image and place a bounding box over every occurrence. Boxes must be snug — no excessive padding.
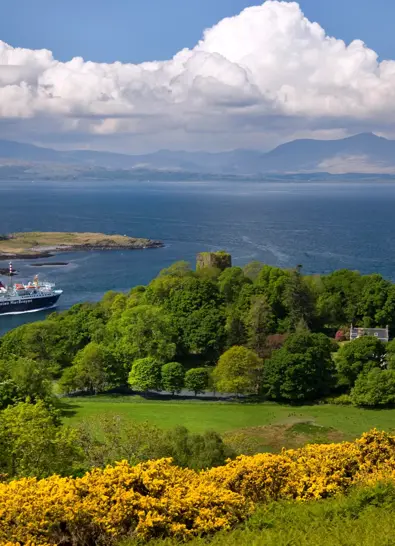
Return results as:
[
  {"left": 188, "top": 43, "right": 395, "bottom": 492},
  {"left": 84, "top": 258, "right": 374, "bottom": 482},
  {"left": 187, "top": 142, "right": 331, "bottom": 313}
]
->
[{"left": 62, "top": 396, "right": 395, "bottom": 451}]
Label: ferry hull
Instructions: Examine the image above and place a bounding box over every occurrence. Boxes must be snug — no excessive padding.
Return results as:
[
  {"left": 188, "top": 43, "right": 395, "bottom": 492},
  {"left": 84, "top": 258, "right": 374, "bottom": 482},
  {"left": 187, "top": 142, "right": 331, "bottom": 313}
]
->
[{"left": 0, "top": 294, "right": 61, "bottom": 315}]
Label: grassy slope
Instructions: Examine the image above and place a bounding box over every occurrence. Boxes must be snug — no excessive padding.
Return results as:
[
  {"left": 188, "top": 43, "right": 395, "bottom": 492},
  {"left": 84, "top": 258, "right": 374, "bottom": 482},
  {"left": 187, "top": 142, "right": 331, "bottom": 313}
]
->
[
  {"left": 0, "top": 231, "right": 153, "bottom": 256},
  {"left": 120, "top": 484, "right": 395, "bottom": 546},
  {"left": 63, "top": 396, "right": 395, "bottom": 439}
]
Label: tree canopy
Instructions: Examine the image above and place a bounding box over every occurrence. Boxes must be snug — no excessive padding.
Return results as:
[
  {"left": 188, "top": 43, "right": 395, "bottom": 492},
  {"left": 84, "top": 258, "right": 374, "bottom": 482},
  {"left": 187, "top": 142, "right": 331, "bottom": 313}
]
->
[
  {"left": 351, "top": 369, "right": 395, "bottom": 407},
  {"left": 336, "top": 336, "right": 386, "bottom": 388},
  {"left": 1, "top": 258, "right": 395, "bottom": 409},
  {"left": 213, "top": 346, "right": 262, "bottom": 395},
  {"left": 161, "top": 362, "right": 185, "bottom": 394},
  {"left": 184, "top": 368, "right": 209, "bottom": 396},
  {"left": 263, "top": 332, "right": 335, "bottom": 402},
  {"left": 128, "top": 357, "right": 163, "bottom": 392}
]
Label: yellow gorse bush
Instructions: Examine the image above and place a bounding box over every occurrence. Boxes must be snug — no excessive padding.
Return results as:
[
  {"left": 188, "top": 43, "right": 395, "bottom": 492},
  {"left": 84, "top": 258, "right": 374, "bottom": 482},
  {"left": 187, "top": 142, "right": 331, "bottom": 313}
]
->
[
  {"left": 1, "top": 429, "right": 395, "bottom": 545},
  {"left": 0, "top": 543, "right": 55, "bottom": 546},
  {"left": 0, "top": 541, "right": 56, "bottom": 546},
  {"left": 0, "top": 458, "right": 250, "bottom": 544}
]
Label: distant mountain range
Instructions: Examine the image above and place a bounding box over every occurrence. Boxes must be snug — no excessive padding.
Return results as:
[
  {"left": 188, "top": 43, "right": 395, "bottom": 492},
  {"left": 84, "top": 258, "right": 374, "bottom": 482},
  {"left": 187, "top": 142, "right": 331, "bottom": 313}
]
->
[{"left": 1, "top": 133, "right": 395, "bottom": 179}]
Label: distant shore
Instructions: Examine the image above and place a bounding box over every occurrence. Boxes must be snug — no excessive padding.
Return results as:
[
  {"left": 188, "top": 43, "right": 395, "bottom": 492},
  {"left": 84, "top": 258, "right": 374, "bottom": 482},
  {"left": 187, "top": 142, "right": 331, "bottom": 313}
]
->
[{"left": 0, "top": 231, "right": 164, "bottom": 260}]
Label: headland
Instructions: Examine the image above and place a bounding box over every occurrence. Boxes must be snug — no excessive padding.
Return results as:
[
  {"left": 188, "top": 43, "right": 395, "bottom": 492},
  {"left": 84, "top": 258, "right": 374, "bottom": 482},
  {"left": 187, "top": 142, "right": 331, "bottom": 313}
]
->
[{"left": 0, "top": 231, "right": 163, "bottom": 259}]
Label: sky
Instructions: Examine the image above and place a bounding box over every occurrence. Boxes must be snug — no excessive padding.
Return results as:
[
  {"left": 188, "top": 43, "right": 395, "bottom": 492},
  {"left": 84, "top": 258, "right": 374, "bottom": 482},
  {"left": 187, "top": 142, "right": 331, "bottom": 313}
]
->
[{"left": 1, "top": 0, "right": 395, "bottom": 153}]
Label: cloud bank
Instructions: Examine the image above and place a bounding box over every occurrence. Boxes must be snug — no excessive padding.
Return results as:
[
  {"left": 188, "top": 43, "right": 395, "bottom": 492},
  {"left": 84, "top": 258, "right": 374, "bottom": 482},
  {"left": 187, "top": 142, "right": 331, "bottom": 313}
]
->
[{"left": 1, "top": 1, "right": 395, "bottom": 151}]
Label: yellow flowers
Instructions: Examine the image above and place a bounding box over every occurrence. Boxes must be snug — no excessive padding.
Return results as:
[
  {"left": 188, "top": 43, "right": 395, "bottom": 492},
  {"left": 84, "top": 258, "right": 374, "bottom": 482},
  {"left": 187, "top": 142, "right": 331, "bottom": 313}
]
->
[
  {"left": 0, "top": 459, "right": 250, "bottom": 544},
  {"left": 1, "top": 430, "right": 395, "bottom": 544}
]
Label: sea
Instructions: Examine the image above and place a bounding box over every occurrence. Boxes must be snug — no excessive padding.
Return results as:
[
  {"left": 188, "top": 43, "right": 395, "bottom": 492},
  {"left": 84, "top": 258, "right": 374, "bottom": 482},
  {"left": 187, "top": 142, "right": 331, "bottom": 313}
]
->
[{"left": 1, "top": 178, "right": 395, "bottom": 335}]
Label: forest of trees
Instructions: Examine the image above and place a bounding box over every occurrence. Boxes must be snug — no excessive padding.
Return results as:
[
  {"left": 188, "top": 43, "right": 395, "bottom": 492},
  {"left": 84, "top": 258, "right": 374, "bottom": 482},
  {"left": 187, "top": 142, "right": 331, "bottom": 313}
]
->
[
  {"left": 1, "top": 255, "right": 395, "bottom": 411},
  {"left": 1, "top": 254, "right": 395, "bottom": 478}
]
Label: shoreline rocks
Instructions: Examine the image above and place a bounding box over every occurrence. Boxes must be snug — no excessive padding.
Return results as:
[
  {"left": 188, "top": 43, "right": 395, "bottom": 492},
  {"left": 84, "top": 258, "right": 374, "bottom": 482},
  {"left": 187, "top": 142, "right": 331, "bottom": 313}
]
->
[
  {"left": 30, "top": 262, "right": 69, "bottom": 267},
  {"left": 0, "top": 268, "right": 17, "bottom": 276},
  {"left": 0, "top": 235, "right": 164, "bottom": 261}
]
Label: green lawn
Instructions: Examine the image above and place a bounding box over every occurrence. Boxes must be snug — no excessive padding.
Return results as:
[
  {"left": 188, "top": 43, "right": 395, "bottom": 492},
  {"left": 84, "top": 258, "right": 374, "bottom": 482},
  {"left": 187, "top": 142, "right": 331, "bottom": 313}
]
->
[{"left": 62, "top": 395, "right": 395, "bottom": 440}]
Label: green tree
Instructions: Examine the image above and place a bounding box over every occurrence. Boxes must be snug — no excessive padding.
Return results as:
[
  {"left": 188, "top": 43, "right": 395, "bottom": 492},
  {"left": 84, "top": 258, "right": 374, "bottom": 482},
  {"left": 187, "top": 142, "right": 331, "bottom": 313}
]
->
[
  {"left": 164, "top": 426, "right": 234, "bottom": 470},
  {"left": 0, "top": 303, "right": 107, "bottom": 368},
  {"left": 117, "top": 305, "right": 177, "bottom": 363},
  {"left": 195, "top": 266, "right": 222, "bottom": 280},
  {"left": 243, "top": 261, "right": 264, "bottom": 282},
  {"left": 224, "top": 307, "right": 247, "bottom": 348},
  {"left": 59, "top": 342, "right": 119, "bottom": 394},
  {"left": 10, "top": 356, "right": 54, "bottom": 402},
  {"left": 105, "top": 292, "right": 128, "bottom": 318},
  {"left": 157, "top": 261, "right": 193, "bottom": 278},
  {"left": 58, "top": 366, "right": 80, "bottom": 395},
  {"left": 76, "top": 416, "right": 168, "bottom": 469},
  {"left": 336, "top": 336, "right": 386, "bottom": 388},
  {"left": 128, "top": 357, "right": 162, "bottom": 392},
  {"left": 153, "top": 269, "right": 225, "bottom": 362},
  {"left": 0, "top": 401, "right": 81, "bottom": 478},
  {"left": 246, "top": 296, "right": 275, "bottom": 358},
  {"left": 100, "top": 290, "right": 122, "bottom": 318},
  {"left": 284, "top": 269, "right": 315, "bottom": 330},
  {"left": 218, "top": 267, "right": 251, "bottom": 304},
  {"left": 386, "top": 339, "right": 395, "bottom": 369},
  {"left": 254, "top": 265, "right": 291, "bottom": 329},
  {"left": 164, "top": 277, "right": 223, "bottom": 316},
  {"left": 263, "top": 332, "right": 335, "bottom": 402},
  {"left": 317, "top": 270, "right": 362, "bottom": 327},
  {"left": 76, "top": 416, "right": 233, "bottom": 471},
  {"left": 350, "top": 369, "right": 395, "bottom": 407},
  {"left": 161, "top": 362, "right": 185, "bottom": 394},
  {"left": 143, "top": 275, "right": 186, "bottom": 306},
  {"left": 184, "top": 368, "right": 209, "bottom": 396},
  {"left": 356, "top": 274, "right": 391, "bottom": 327},
  {"left": 213, "top": 346, "right": 262, "bottom": 395},
  {"left": 381, "top": 285, "right": 395, "bottom": 334},
  {"left": 0, "top": 321, "right": 62, "bottom": 363},
  {"left": 179, "top": 307, "right": 226, "bottom": 360},
  {"left": 47, "top": 302, "right": 107, "bottom": 360},
  {"left": 0, "top": 379, "right": 19, "bottom": 410}
]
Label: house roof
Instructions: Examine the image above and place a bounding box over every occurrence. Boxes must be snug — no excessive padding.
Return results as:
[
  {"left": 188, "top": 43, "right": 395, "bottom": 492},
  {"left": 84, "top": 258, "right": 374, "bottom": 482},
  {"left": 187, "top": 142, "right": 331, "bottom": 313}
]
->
[{"left": 350, "top": 326, "right": 389, "bottom": 341}]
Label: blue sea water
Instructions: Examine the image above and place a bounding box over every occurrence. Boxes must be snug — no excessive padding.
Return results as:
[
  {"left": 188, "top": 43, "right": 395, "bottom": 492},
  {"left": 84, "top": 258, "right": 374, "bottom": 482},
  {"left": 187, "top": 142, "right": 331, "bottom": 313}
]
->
[{"left": 1, "top": 179, "right": 395, "bottom": 335}]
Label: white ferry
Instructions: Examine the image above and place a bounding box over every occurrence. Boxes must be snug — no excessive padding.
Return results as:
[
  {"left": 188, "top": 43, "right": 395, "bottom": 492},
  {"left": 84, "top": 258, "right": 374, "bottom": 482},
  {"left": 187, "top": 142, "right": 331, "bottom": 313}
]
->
[{"left": 0, "top": 262, "right": 63, "bottom": 315}]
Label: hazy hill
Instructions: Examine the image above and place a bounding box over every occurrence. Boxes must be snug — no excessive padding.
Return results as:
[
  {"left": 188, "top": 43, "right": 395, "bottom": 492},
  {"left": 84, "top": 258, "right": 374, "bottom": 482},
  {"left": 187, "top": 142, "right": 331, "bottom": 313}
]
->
[{"left": 1, "top": 133, "right": 395, "bottom": 176}]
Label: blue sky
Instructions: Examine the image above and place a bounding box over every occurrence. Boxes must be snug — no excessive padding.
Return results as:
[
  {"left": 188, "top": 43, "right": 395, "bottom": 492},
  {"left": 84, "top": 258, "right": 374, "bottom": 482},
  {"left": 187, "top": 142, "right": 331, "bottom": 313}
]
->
[
  {"left": 1, "top": 0, "right": 393, "bottom": 63},
  {"left": 1, "top": 0, "right": 395, "bottom": 154}
]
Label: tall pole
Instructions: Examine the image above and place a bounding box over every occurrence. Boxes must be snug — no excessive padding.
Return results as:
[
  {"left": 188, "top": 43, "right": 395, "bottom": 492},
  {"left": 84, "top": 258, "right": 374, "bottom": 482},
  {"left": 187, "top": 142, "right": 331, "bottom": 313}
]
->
[{"left": 8, "top": 261, "right": 12, "bottom": 289}]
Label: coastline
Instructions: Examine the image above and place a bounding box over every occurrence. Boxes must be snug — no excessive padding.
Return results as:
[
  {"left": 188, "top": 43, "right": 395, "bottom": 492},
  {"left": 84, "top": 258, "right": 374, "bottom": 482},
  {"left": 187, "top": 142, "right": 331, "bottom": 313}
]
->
[{"left": 0, "top": 232, "right": 164, "bottom": 260}]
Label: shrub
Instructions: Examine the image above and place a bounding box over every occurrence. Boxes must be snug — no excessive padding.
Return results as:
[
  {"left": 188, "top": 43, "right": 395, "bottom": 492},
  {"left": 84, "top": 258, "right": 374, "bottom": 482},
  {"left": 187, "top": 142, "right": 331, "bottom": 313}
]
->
[
  {"left": 164, "top": 426, "right": 234, "bottom": 470},
  {"left": 161, "top": 362, "right": 185, "bottom": 394},
  {"left": 351, "top": 369, "right": 395, "bottom": 407},
  {"left": 263, "top": 332, "right": 335, "bottom": 402},
  {"left": 335, "top": 329, "right": 348, "bottom": 342},
  {"left": 213, "top": 346, "right": 262, "bottom": 395},
  {"left": 326, "top": 393, "right": 353, "bottom": 405},
  {"left": 128, "top": 357, "right": 162, "bottom": 392},
  {"left": 184, "top": 368, "right": 209, "bottom": 395},
  {"left": 0, "top": 401, "right": 81, "bottom": 479},
  {"left": 336, "top": 336, "right": 386, "bottom": 388},
  {"left": 1, "top": 430, "right": 395, "bottom": 543},
  {"left": 0, "top": 459, "right": 250, "bottom": 544}
]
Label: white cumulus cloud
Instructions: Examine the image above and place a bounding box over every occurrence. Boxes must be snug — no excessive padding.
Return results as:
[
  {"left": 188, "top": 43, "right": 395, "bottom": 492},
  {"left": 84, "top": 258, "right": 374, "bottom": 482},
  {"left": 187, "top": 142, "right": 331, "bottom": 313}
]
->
[{"left": 1, "top": 0, "right": 395, "bottom": 151}]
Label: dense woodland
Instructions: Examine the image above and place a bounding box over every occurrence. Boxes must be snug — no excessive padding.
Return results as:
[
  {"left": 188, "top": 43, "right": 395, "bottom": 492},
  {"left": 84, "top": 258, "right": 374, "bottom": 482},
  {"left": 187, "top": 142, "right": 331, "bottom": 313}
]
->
[
  {"left": 2, "top": 255, "right": 395, "bottom": 405},
  {"left": 1, "top": 254, "right": 395, "bottom": 478}
]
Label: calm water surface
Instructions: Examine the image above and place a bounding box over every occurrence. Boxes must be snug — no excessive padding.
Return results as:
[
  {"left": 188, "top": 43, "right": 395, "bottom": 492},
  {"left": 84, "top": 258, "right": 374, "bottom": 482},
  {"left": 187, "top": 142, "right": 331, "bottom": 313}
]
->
[{"left": 1, "top": 179, "right": 395, "bottom": 334}]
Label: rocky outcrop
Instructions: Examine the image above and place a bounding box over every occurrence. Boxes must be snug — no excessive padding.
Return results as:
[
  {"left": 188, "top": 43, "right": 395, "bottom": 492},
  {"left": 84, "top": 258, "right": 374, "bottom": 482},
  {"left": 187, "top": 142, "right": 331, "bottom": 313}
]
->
[{"left": 0, "top": 232, "right": 164, "bottom": 259}]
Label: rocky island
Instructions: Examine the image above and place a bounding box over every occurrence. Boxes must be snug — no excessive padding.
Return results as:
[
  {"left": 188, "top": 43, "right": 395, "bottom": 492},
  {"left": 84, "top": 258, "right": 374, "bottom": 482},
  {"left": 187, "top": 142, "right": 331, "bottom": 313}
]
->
[{"left": 0, "top": 232, "right": 163, "bottom": 259}]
